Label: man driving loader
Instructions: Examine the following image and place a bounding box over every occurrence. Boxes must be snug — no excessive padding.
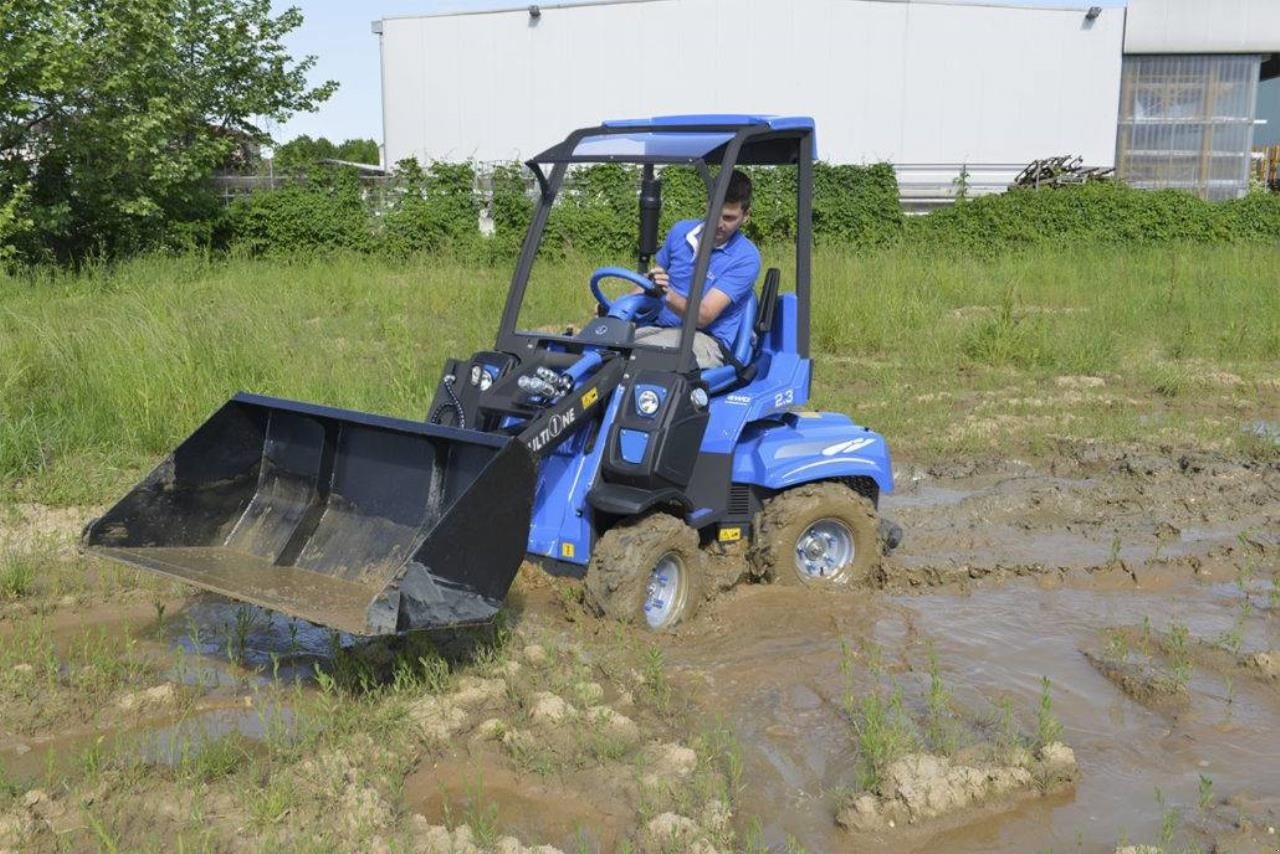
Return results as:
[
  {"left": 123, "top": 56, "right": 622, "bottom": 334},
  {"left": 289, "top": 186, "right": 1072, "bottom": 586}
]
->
[{"left": 635, "top": 169, "right": 761, "bottom": 368}]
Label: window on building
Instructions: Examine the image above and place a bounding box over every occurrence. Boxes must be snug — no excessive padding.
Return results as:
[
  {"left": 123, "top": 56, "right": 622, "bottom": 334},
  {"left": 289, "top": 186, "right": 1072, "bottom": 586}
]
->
[{"left": 1116, "top": 54, "right": 1261, "bottom": 200}]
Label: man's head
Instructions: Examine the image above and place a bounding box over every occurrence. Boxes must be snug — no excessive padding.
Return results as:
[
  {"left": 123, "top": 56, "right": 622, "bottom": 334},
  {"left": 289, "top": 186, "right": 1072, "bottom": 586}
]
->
[{"left": 714, "top": 169, "right": 752, "bottom": 246}]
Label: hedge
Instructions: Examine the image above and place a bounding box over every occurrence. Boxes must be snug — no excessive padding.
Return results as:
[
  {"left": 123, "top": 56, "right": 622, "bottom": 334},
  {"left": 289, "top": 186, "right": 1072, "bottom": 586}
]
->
[
  {"left": 218, "top": 160, "right": 1280, "bottom": 260},
  {"left": 906, "top": 181, "right": 1280, "bottom": 252}
]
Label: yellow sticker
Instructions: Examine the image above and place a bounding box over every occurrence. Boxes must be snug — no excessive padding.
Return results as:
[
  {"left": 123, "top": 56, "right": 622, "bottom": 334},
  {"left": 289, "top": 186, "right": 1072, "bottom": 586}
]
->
[
  {"left": 560, "top": 542, "right": 576, "bottom": 558},
  {"left": 795, "top": 411, "right": 821, "bottom": 419},
  {"left": 718, "top": 527, "right": 742, "bottom": 543},
  {"left": 581, "top": 387, "right": 600, "bottom": 409}
]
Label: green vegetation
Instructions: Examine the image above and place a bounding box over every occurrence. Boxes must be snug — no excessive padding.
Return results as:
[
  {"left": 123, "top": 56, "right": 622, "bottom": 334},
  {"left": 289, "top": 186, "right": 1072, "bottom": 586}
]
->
[
  {"left": 909, "top": 181, "right": 1280, "bottom": 252},
  {"left": 1036, "top": 676, "right": 1063, "bottom": 748},
  {"left": 195, "top": 160, "right": 1280, "bottom": 262},
  {"left": 271, "top": 135, "right": 380, "bottom": 173},
  {"left": 0, "top": 0, "right": 335, "bottom": 263}
]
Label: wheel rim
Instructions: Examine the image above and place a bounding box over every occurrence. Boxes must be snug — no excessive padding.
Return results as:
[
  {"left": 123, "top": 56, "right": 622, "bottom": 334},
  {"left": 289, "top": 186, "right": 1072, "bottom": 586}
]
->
[
  {"left": 643, "top": 552, "right": 687, "bottom": 630},
  {"left": 793, "top": 518, "right": 855, "bottom": 581}
]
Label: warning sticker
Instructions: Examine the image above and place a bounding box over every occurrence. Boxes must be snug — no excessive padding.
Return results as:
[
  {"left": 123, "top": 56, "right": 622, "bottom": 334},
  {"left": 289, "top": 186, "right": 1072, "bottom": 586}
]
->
[
  {"left": 718, "top": 527, "right": 742, "bottom": 543},
  {"left": 580, "top": 387, "right": 600, "bottom": 409}
]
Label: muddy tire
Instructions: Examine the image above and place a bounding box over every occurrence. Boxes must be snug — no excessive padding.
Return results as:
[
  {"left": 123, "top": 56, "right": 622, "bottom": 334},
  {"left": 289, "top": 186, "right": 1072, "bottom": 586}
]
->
[
  {"left": 584, "top": 513, "right": 705, "bottom": 631},
  {"left": 749, "top": 482, "right": 883, "bottom": 587}
]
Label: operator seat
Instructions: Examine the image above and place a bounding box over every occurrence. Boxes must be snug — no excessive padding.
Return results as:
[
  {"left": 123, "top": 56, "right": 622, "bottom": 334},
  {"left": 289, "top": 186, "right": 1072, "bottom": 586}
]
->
[{"left": 701, "top": 267, "right": 781, "bottom": 395}]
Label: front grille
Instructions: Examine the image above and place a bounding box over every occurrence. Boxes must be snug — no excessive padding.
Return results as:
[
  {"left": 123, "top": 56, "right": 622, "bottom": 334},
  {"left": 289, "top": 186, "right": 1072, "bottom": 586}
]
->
[{"left": 727, "top": 484, "right": 752, "bottom": 518}]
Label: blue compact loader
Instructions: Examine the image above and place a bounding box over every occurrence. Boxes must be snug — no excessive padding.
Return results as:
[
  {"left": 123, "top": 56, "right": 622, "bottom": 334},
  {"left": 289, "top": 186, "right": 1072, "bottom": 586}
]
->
[{"left": 83, "top": 116, "right": 895, "bottom": 634}]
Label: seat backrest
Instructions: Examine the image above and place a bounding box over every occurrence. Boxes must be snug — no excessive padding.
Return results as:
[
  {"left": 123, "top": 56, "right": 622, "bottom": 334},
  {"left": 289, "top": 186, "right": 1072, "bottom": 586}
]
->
[
  {"left": 702, "top": 267, "right": 782, "bottom": 394},
  {"left": 728, "top": 291, "right": 758, "bottom": 367}
]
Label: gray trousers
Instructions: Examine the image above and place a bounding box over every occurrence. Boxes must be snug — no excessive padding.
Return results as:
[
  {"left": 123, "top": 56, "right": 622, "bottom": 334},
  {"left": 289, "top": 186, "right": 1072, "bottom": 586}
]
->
[{"left": 633, "top": 326, "right": 724, "bottom": 369}]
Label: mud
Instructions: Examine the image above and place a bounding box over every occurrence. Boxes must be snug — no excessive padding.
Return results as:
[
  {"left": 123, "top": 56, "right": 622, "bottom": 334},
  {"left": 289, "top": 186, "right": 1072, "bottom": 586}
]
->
[{"left": 2, "top": 447, "right": 1278, "bottom": 851}]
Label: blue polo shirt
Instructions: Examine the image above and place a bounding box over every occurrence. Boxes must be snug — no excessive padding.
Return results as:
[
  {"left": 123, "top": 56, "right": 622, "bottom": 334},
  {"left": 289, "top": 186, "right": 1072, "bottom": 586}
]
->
[{"left": 653, "top": 219, "right": 761, "bottom": 351}]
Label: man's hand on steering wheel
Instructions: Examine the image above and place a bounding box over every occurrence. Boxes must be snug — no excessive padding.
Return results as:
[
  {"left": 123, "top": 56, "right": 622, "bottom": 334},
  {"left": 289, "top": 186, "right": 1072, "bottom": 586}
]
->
[{"left": 646, "top": 266, "right": 670, "bottom": 296}]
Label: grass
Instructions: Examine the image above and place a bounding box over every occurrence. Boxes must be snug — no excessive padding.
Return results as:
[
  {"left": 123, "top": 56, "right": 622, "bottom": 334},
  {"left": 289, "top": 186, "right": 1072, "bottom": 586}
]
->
[
  {"left": 1, "top": 243, "right": 1277, "bottom": 505},
  {"left": 0, "top": 550, "right": 36, "bottom": 599},
  {"left": 1036, "top": 676, "right": 1063, "bottom": 748}
]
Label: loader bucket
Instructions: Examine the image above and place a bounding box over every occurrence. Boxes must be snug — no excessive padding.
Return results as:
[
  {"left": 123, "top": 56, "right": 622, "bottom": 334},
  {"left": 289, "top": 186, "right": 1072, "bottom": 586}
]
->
[{"left": 83, "top": 393, "right": 536, "bottom": 636}]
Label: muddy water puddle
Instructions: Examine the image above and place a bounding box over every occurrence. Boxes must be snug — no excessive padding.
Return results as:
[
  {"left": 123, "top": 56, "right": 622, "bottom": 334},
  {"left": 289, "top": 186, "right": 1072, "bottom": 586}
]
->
[
  {"left": 673, "top": 572, "right": 1279, "bottom": 851},
  {"left": 665, "top": 454, "right": 1280, "bottom": 850}
]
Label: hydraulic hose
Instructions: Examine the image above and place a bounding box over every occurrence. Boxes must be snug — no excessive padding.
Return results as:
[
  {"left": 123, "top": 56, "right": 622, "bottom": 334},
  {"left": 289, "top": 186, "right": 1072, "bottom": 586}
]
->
[{"left": 429, "top": 374, "right": 466, "bottom": 429}]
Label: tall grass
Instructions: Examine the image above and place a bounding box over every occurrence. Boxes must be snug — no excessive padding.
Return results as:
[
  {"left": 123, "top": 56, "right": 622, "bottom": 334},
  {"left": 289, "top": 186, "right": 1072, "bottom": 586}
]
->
[{"left": 2, "top": 244, "right": 1276, "bottom": 504}]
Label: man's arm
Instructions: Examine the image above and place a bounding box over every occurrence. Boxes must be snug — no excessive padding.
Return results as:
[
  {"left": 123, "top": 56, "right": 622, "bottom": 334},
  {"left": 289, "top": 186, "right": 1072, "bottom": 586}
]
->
[
  {"left": 660, "top": 254, "right": 760, "bottom": 328},
  {"left": 661, "top": 286, "right": 731, "bottom": 328}
]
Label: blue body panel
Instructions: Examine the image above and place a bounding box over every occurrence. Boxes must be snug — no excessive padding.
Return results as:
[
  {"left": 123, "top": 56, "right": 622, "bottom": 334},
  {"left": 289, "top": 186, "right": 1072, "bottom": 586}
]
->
[{"left": 732, "top": 413, "right": 893, "bottom": 496}]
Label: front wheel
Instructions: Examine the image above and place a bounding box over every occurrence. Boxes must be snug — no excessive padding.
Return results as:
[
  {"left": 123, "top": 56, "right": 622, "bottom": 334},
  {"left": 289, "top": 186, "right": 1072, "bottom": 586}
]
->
[
  {"left": 584, "top": 513, "right": 705, "bottom": 631},
  {"left": 749, "top": 482, "right": 883, "bottom": 587}
]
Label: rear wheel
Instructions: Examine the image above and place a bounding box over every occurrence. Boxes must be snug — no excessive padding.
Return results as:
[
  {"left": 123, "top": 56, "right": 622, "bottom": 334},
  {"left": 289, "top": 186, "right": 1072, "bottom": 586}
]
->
[
  {"left": 749, "top": 482, "right": 883, "bottom": 588},
  {"left": 585, "top": 513, "right": 705, "bottom": 631}
]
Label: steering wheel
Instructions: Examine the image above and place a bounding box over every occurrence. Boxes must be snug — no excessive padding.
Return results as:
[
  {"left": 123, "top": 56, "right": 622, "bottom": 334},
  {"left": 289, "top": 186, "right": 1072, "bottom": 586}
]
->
[{"left": 590, "top": 266, "right": 663, "bottom": 314}]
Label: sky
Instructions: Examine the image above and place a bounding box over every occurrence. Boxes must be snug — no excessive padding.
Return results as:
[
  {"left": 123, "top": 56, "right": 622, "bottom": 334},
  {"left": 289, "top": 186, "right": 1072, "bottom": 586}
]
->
[{"left": 272, "top": 0, "right": 1131, "bottom": 146}]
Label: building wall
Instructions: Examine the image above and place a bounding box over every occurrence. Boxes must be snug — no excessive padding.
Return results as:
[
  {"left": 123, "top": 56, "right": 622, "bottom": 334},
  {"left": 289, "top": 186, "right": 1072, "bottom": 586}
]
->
[
  {"left": 379, "top": 0, "right": 1125, "bottom": 170},
  {"left": 1124, "top": 0, "right": 1280, "bottom": 55}
]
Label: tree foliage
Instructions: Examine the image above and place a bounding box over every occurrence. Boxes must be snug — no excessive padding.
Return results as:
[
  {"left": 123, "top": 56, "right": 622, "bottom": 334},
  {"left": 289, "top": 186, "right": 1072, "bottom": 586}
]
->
[
  {"left": 0, "top": 0, "right": 336, "bottom": 262},
  {"left": 271, "top": 135, "right": 380, "bottom": 173}
]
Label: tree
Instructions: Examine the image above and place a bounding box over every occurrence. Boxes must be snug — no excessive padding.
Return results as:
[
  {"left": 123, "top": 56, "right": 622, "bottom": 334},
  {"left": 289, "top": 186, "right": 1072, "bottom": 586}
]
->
[
  {"left": 0, "top": 0, "right": 337, "bottom": 262},
  {"left": 272, "top": 135, "right": 379, "bottom": 173}
]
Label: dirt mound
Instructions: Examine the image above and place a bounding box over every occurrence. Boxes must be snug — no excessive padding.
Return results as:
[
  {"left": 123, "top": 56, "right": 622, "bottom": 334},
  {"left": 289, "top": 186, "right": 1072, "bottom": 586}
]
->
[{"left": 837, "top": 744, "right": 1077, "bottom": 833}]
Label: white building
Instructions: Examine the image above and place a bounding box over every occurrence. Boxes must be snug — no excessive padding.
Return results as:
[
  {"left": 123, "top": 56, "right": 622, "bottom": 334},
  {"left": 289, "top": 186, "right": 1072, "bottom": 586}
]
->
[{"left": 374, "top": 0, "right": 1280, "bottom": 201}]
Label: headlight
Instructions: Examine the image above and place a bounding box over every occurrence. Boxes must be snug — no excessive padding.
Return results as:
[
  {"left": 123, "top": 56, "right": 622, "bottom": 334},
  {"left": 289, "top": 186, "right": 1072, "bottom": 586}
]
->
[
  {"left": 479, "top": 370, "right": 494, "bottom": 391},
  {"left": 469, "top": 365, "right": 482, "bottom": 386},
  {"left": 636, "top": 389, "right": 661, "bottom": 416}
]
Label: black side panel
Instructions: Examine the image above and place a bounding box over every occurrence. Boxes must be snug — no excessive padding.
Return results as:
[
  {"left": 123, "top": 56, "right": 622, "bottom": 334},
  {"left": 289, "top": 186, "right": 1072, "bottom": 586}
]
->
[
  {"left": 597, "top": 370, "right": 709, "bottom": 492},
  {"left": 682, "top": 452, "right": 734, "bottom": 525}
]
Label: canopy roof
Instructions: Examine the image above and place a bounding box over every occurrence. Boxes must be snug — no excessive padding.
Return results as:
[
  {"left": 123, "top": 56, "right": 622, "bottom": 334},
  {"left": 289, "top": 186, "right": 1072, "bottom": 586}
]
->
[{"left": 530, "top": 115, "right": 818, "bottom": 165}]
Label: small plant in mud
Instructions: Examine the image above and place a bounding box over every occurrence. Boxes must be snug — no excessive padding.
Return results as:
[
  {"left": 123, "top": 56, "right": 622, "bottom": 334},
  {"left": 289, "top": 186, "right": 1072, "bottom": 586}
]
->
[
  {"left": 1036, "top": 676, "right": 1063, "bottom": 748},
  {"left": 250, "top": 780, "right": 296, "bottom": 829},
  {"left": 849, "top": 684, "right": 919, "bottom": 791},
  {"left": 1103, "top": 628, "right": 1131, "bottom": 661},
  {"left": 696, "top": 721, "right": 746, "bottom": 802},
  {"left": 640, "top": 646, "right": 672, "bottom": 711},
  {"left": 1216, "top": 618, "right": 1246, "bottom": 657},
  {"left": 1154, "top": 786, "right": 1181, "bottom": 849},
  {"left": 1108, "top": 534, "right": 1122, "bottom": 565},
  {"left": 180, "top": 734, "right": 248, "bottom": 783},
  {"left": 995, "top": 695, "right": 1019, "bottom": 752},
  {"left": 1139, "top": 616, "right": 1154, "bottom": 654},
  {"left": 924, "top": 646, "right": 958, "bottom": 754},
  {"left": 442, "top": 782, "right": 502, "bottom": 848},
  {"left": 1197, "top": 774, "right": 1214, "bottom": 812},
  {"left": 1163, "top": 620, "right": 1193, "bottom": 692},
  {"left": 224, "top": 605, "right": 260, "bottom": 665},
  {"left": 0, "top": 757, "right": 19, "bottom": 802}
]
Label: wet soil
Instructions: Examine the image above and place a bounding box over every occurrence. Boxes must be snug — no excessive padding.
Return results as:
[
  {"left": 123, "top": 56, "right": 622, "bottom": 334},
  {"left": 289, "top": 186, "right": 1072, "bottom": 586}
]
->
[{"left": 2, "top": 447, "right": 1278, "bottom": 851}]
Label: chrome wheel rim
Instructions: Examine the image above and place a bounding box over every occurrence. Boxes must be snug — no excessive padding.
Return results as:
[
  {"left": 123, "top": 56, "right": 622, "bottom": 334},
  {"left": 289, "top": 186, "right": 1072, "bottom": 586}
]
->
[
  {"left": 794, "top": 519, "right": 855, "bottom": 581},
  {"left": 643, "top": 553, "right": 686, "bottom": 630}
]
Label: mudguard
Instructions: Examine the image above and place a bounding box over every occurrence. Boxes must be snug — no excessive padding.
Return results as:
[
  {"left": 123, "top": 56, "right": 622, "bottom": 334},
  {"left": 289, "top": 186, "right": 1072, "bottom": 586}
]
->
[{"left": 731, "top": 412, "right": 894, "bottom": 497}]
